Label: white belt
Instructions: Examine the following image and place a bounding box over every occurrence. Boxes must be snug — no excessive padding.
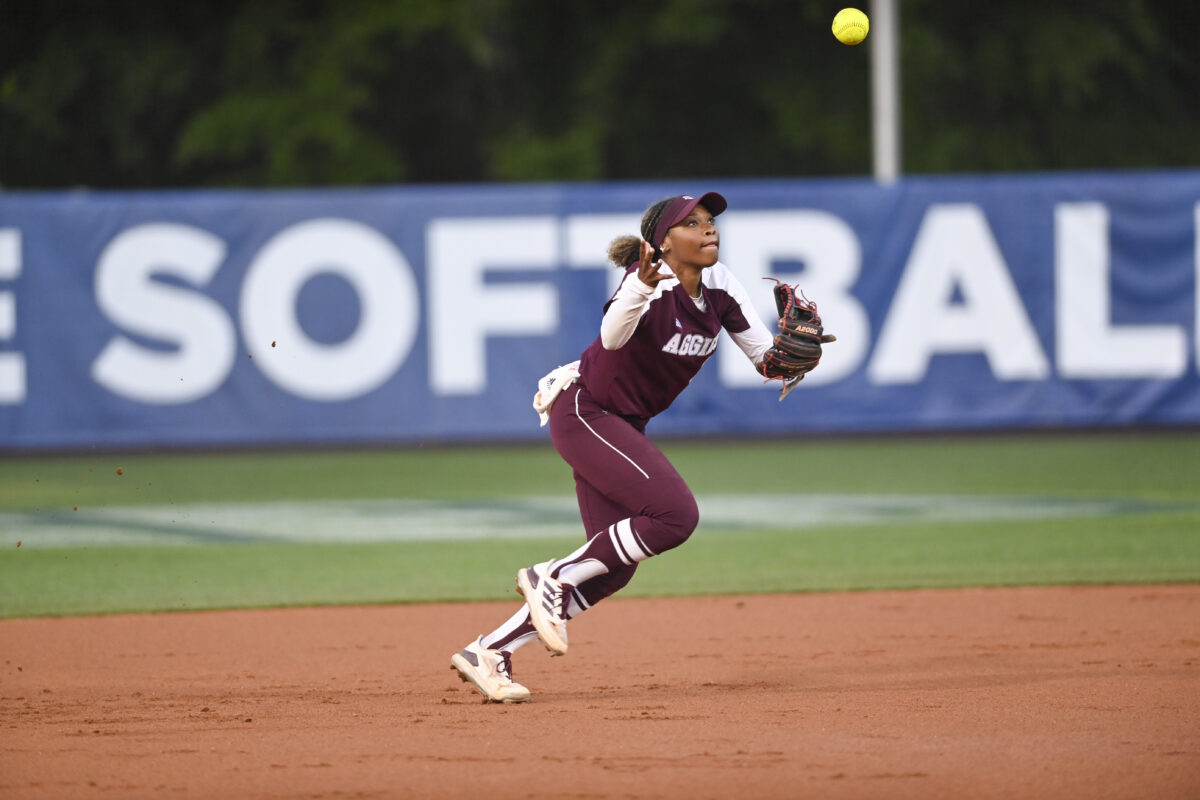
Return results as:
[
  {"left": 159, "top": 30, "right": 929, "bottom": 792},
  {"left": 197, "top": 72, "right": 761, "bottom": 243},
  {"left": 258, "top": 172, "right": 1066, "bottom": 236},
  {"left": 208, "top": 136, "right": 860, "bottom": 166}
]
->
[{"left": 532, "top": 360, "right": 581, "bottom": 427}]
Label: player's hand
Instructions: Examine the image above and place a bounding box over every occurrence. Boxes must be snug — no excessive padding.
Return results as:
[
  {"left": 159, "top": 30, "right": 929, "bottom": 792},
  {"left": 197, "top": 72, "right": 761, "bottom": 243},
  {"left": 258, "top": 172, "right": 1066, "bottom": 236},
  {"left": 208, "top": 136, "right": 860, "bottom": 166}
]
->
[{"left": 637, "top": 239, "right": 674, "bottom": 288}]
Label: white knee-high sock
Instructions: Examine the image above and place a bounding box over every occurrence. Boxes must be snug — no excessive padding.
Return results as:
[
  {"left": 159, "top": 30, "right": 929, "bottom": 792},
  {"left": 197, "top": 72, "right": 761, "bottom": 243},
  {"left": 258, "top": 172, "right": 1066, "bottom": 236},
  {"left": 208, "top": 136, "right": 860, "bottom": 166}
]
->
[
  {"left": 480, "top": 587, "right": 592, "bottom": 653},
  {"left": 553, "top": 518, "right": 653, "bottom": 586},
  {"left": 481, "top": 605, "right": 539, "bottom": 653}
]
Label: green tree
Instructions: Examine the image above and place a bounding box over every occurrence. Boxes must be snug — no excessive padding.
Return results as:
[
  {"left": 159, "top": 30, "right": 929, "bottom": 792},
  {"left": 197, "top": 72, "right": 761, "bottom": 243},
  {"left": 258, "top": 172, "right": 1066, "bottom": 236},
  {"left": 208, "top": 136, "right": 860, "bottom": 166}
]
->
[
  {"left": 1, "top": 0, "right": 1196, "bottom": 189},
  {"left": 902, "top": 0, "right": 1200, "bottom": 172}
]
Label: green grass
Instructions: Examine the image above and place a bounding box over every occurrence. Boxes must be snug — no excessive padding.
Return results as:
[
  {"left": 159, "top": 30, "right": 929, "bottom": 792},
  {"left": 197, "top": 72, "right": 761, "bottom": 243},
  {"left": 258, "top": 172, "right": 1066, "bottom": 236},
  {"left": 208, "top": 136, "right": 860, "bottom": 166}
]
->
[
  {"left": 7, "top": 432, "right": 1199, "bottom": 509},
  {"left": 2, "top": 432, "right": 1198, "bottom": 617}
]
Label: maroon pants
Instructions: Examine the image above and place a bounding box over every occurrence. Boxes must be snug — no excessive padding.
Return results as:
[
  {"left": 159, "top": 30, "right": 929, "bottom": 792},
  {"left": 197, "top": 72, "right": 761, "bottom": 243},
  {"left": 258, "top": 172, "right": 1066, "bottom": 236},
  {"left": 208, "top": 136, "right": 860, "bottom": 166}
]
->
[{"left": 548, "top": 382, "right": 699, "bottom": 607}]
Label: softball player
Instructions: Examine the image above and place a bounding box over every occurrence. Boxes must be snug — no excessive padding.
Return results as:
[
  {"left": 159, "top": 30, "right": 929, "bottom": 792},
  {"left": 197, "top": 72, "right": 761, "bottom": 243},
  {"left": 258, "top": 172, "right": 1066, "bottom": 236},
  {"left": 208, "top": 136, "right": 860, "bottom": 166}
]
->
[{"left": 451, "top": 192, "right": 792, "bottom": 702}]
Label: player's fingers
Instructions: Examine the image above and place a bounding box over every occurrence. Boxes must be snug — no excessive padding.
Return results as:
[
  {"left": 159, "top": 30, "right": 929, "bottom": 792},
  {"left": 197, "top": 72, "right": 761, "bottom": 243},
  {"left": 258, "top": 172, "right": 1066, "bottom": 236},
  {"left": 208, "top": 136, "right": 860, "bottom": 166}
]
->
[{"left": 640, "top": 239, "right": 656, "bottom": 264}]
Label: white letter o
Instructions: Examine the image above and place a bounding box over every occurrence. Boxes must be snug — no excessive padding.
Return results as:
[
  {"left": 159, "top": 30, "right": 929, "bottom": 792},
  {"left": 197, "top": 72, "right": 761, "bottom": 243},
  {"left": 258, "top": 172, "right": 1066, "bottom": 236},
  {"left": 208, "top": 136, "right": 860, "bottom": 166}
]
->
[{"left": 240, "top": 219, "right": 418, "bottom": 402}]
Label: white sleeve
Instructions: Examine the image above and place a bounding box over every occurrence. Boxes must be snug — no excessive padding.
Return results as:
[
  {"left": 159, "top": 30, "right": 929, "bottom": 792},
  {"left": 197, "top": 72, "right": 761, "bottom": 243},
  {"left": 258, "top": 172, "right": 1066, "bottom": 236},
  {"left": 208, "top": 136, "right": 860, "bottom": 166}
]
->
[
  {"left": 714, "top": 266, "right": 775, "bottom": 365},
  {"left": 731, "top": 314, "right": 775, "bottom": 366},
  {"left": 600, "top": 274, "right": 657, "bottom": 350}
]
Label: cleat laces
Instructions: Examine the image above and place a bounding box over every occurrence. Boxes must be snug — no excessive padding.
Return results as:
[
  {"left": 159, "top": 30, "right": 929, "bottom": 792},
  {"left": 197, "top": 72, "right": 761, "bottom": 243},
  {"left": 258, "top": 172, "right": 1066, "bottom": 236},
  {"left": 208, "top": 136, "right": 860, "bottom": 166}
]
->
[{"left": 496, "top": 652, "right": 516, "bottom": 683}]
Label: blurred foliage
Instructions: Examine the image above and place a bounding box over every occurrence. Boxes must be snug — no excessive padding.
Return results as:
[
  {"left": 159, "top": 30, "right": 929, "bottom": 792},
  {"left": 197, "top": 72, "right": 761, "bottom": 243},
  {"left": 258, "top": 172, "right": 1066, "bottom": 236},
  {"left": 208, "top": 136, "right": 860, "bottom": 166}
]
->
[{"left": 0, "top": 0, "right": 1197, "bottom": 189}]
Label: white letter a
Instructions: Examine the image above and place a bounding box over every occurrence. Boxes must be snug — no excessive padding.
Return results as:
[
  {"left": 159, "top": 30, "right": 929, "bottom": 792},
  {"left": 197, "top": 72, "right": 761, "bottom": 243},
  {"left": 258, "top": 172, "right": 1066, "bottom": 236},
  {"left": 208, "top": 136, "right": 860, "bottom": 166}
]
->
[{"left": 870, "top": 204, "right": 1049, "bottom": 384}]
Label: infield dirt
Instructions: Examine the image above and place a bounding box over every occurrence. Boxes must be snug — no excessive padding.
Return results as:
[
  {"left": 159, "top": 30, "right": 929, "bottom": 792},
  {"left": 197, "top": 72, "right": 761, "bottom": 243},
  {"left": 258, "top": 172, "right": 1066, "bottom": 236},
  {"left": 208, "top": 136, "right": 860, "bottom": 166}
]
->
[{"left": 2, "top": 585, "right": 1198, "bottom": 798}]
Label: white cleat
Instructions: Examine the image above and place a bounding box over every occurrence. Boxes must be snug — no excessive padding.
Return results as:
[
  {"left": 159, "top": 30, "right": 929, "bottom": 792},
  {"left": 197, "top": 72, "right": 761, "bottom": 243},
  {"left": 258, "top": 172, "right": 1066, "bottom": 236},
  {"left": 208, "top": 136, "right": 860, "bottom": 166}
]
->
[
  {"left": 450, "top": 637, "right": 531, "bottom": 703},
  {"left": 516, "top": 561, "right": 569, "bottom": 656}
]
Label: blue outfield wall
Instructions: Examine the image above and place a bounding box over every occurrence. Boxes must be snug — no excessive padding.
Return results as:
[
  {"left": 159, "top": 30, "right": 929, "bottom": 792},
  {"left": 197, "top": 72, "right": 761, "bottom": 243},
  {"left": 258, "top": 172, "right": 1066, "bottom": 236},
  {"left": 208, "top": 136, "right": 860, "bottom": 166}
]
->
[{"left": 0, "top": 171, "right": 1197, "bottom": 449}]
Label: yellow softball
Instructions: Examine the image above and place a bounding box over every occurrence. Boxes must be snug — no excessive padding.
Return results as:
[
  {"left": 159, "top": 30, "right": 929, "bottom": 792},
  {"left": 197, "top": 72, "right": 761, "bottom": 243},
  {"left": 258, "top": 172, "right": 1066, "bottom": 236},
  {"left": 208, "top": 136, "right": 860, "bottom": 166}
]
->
[{"left": 832, "top": 7, "right": 869, "bottom": 45}]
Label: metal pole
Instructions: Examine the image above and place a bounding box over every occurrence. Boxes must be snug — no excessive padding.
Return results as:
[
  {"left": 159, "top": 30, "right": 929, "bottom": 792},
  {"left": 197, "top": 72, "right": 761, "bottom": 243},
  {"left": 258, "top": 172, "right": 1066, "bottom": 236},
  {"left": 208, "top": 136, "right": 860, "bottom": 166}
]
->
[{"left": 870, "top": 0, "right": 901, "bottom": 183}]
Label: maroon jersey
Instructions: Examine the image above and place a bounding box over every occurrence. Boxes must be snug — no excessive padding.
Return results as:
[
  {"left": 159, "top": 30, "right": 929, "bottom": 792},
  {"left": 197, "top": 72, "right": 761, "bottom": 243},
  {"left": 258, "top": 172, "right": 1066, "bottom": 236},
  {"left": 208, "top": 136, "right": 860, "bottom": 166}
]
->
[{"left": 578, "top": 262, "right": 766, "bottom": 421}]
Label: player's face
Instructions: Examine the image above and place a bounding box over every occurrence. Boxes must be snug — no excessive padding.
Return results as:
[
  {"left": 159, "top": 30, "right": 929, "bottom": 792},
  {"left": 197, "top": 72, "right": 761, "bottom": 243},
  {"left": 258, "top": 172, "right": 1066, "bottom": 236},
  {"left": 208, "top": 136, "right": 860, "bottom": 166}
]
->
[{"left": 663, "top": 203, "right": 720, "bottom": 268}]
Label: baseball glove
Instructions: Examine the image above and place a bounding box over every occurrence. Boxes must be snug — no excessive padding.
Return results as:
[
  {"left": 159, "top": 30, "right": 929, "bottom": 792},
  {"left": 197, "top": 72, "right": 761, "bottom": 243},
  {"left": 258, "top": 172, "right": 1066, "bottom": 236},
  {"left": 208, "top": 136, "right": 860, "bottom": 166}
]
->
[{"left": 757, "top": 279, "right": 836, "bottom": 399}]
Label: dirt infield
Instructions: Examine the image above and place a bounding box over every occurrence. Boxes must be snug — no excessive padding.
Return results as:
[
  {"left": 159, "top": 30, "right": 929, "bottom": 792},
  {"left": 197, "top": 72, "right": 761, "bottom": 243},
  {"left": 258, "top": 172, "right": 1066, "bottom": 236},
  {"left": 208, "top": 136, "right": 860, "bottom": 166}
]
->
[{"left": 2, "top": 585, "right": 1198, "bottom": 799}]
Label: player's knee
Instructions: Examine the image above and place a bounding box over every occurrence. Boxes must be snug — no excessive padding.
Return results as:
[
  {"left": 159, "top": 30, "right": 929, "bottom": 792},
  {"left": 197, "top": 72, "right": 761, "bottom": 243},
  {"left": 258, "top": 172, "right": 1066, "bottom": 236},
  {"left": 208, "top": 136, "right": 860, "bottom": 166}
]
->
[
  {"left": 656, "top": 492, "right": 699, "bottom": 550},
  {"left": 676, "top": 493, "right": 700, "bottom": 537}
]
